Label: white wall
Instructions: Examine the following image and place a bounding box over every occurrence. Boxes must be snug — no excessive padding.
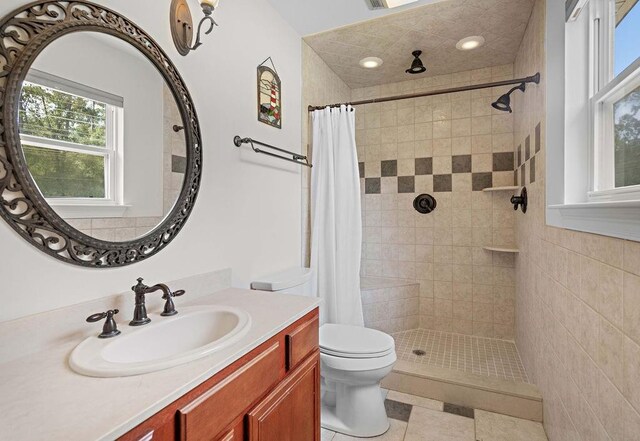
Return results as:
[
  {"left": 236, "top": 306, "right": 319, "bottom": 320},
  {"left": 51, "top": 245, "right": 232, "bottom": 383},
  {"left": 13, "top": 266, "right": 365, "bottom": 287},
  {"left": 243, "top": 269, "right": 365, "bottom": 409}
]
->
[
  {"left": 32, "top": 32, "right": 165, "bottom": 217},
  {"left": 0, "top": 0, "right": 303, "bottom": 322}
]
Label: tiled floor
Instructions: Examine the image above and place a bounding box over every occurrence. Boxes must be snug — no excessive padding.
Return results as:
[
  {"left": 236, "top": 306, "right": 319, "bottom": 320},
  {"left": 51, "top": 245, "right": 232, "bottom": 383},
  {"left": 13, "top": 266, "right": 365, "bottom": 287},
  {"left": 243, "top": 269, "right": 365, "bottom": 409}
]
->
[
  {"left": 392, "top": 329, "right": 530, "bottom": 383},
  {"left": 321, "top": 390, "right": 548, "bottom": 441}
]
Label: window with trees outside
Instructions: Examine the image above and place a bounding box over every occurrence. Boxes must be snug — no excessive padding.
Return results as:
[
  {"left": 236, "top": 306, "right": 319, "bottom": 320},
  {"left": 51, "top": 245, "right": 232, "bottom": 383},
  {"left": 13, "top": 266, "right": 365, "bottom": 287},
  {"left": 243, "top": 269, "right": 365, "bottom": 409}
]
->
[
  {"left": 590, "top": 0, "right": 640, "bottom": 201},
  {"left": 18, "top": 72, "right": 123, "bottom": 204}
]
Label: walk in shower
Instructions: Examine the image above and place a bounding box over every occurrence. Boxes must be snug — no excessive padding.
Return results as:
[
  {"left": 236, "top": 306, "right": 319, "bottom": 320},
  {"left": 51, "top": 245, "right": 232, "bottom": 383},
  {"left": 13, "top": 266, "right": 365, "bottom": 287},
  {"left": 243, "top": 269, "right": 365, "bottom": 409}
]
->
[{"left": 349, "top": 64, "right": 542, "bottom": 420}]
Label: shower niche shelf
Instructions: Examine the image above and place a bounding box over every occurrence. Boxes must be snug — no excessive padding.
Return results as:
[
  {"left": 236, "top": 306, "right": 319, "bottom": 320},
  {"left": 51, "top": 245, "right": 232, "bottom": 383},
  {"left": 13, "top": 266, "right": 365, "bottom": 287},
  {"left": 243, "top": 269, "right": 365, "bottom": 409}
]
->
[
  {"left": 483, "top": 246, "right": 519, "bottom": 253},
  {"left": 482, "top": 186, "right": 520, "bottom": 192}
]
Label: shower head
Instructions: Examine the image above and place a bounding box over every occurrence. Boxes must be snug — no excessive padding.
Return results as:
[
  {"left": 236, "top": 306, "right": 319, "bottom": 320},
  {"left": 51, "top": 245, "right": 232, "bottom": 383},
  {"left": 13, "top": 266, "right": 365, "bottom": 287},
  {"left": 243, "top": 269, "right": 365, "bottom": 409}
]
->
[
  {"left": 406, "top": 50, "right": 427, "bottom": 75},
  {"left": 491, "top": 83, "right": 526, "bottom": 113}
]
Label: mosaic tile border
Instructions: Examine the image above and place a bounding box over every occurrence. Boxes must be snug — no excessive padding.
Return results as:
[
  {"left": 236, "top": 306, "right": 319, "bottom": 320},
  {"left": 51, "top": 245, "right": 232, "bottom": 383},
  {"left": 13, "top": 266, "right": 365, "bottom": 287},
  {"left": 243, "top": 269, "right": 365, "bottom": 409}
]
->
[
  {"left": 360, "top": 152, "right": 514, "bottom": 194},
  {"left": 515, "top": 122, "right": 541, "bottom": 186}
]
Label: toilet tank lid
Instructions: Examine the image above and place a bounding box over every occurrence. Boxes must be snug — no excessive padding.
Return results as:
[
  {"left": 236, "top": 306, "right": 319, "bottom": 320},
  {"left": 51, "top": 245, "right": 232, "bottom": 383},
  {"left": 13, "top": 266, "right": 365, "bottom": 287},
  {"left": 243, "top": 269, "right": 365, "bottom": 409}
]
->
[{"left": 251, "top": 267, "right": 313, "bottom": 291}]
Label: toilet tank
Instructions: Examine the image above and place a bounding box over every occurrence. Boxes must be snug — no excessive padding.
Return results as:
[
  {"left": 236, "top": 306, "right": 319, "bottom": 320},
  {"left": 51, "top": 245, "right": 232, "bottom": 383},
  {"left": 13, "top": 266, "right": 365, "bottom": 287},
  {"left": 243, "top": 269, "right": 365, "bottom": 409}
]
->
[{"left": 251, "top": 267, "right": 313, "bottom": 296}]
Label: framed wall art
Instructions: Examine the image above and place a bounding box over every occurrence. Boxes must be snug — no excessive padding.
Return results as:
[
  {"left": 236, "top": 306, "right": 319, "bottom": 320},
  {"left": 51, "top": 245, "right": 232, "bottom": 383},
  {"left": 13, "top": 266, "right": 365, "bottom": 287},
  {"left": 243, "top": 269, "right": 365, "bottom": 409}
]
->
[{"left": 257, "top": 57, "right": 281, "bottom": 129}]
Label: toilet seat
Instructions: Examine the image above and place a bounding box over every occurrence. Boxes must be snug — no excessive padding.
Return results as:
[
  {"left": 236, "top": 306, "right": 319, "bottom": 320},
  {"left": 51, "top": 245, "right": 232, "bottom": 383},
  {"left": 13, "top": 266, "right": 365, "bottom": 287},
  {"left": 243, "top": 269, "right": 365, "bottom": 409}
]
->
[
  {"left": 321, "top": 349, "right": 397, "bottom": 372},
  {"left": 320, "top": 324, "right": 395, "bottom": 359}
]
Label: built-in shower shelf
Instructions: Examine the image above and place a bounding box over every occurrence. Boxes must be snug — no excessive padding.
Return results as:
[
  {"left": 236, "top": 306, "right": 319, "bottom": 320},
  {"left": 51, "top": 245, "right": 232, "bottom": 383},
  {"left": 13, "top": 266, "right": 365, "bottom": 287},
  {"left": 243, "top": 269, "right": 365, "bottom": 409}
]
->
[
  {"left": 482, "top": 186, "right": 520, "bottom": 192},
  {"left": 483, "top": 246, "right": 520, "bottom": 253}
]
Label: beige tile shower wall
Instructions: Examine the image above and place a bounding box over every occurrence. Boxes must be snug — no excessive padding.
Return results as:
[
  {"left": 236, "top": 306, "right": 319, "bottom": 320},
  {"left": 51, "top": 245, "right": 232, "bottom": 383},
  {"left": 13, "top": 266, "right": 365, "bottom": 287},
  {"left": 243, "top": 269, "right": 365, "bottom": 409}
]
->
[
  {"left": 301, "top": 42, "right": 352, "bottom": 265},
  {"left": 513, "top": 1, "right": 640, "bottom": 439},
  {"left": 361, "top": 277, "right": 420, "bottom": 333},
  {"left": 354, "top": 65, "right": 519, "bottom": 339}
]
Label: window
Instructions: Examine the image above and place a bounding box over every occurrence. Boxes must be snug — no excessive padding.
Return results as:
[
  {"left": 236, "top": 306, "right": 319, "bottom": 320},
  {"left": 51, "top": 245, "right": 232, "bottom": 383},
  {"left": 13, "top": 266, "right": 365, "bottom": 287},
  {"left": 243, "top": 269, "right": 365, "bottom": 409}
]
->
[
  {"left": 18, "top": 70, "right": 123, "bottom": 206},
  {"left": 545, "top": 0, "right": 640, "bottom": 242},
  {"left": 590, "top": 0, "right": 640, "bottom": 201}
]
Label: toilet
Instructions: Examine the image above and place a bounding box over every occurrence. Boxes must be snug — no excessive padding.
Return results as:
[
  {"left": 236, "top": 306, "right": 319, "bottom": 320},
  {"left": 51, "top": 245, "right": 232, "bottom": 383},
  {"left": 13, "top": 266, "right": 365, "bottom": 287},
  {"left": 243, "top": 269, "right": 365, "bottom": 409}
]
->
[{"left": 251, "top": 268, "right": 397, "bottom": 438}]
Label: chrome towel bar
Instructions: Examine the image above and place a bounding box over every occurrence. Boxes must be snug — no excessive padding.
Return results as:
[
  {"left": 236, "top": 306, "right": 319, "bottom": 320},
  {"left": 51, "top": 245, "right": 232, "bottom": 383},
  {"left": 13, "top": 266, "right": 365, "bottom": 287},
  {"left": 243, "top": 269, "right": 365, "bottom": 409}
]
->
[{"left": 233, "top": 136, "right": 311, "bottom": 168}]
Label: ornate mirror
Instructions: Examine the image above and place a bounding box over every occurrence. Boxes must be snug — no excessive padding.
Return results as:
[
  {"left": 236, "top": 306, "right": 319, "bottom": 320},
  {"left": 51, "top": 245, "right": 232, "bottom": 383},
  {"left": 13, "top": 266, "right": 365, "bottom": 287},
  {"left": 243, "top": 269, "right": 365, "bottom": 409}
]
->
[{"left": 0, "top": 1, "right": 202, "bottom": 267}]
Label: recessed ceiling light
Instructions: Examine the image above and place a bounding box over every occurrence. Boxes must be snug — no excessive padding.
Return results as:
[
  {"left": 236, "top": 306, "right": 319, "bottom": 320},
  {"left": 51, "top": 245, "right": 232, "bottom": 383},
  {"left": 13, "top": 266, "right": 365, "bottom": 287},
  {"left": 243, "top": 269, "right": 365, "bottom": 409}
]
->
[
  {"left": 359, "top": 57, "right": 383, "bottom": 69},
  {"left": 456, "top": 36, "right": 486, "bottom": 51}
]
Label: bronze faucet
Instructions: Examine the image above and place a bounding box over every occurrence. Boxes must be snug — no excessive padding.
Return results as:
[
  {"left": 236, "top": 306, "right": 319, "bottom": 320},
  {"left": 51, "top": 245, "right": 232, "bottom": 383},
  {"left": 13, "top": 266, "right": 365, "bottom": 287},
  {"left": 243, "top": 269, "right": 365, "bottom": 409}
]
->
[{"left": 130, "top": 278, "right": 186, "bottom": 326}]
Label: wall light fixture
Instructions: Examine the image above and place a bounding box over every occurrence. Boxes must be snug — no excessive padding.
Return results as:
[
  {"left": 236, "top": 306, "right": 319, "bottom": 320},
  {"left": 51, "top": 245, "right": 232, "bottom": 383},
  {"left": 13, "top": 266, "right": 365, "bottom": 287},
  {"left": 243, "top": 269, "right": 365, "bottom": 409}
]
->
[{"left": 170, "top": 0, "right": 219, "bottom": 56}]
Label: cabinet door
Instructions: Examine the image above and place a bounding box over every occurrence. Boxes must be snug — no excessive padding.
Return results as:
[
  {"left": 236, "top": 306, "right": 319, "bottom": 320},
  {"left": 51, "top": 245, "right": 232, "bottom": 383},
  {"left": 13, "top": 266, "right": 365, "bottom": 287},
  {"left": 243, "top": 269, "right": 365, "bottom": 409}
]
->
[{"left": 247, "top": 352, "right": 320, "bottom": 441}]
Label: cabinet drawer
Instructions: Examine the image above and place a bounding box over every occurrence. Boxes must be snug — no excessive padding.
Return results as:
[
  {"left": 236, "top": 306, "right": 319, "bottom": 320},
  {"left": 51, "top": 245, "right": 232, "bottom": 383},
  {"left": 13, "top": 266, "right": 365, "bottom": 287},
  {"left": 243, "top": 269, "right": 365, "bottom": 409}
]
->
[
  {"left": 286, "top": 316, "right": 319, "bottom": 370},
  {"left": 178, "top": 342, "right": 283, "bottom": 441}
]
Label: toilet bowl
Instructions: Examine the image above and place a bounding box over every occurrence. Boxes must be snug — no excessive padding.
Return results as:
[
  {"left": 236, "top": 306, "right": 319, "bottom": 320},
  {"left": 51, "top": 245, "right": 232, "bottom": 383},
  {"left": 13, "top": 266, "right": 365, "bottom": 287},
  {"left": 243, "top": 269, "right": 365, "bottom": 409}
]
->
[
  {"left": 251, "top": 268, "right": 397, "bottom": 438},
  {"left": 319, "top": 324, "right": 396, "bottom": 437}
]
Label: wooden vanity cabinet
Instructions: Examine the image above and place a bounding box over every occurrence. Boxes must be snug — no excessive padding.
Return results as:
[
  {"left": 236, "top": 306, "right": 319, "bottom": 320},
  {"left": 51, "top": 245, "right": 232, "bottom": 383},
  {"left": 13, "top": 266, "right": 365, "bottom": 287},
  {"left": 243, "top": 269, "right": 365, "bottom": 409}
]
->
[{"left": 118, "top": 309, "right": 319, "bottom": 441}]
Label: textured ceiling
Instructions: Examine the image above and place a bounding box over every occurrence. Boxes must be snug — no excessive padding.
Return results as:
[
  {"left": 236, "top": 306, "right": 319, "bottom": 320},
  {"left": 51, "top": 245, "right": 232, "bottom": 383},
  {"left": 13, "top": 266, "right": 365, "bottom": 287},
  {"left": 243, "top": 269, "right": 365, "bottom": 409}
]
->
[{"left": 303, "top": 0, "right": 535, "bottom": 88}]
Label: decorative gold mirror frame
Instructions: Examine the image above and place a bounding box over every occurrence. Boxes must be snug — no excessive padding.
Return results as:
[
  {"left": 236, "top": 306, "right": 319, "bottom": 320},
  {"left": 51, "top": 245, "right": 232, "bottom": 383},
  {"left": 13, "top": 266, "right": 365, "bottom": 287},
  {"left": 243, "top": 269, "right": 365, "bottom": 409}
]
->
[{"left": 0, "top": 1, "right": 202, "bottom": 267}]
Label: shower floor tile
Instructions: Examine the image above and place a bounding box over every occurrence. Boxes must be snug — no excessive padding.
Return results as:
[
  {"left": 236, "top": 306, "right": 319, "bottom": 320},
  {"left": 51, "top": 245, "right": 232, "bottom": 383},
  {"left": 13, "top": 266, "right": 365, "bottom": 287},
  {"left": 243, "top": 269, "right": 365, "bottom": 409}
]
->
[{"left": 392, "top": 329, "right": 530, "bottom": 384}]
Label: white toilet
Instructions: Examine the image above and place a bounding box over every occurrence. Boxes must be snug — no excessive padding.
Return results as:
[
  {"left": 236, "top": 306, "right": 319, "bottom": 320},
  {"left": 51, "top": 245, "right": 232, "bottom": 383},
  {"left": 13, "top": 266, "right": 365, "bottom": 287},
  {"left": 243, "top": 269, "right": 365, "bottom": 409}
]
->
[{"left": 251, "top": 268, "right": 397, "bottom": 438}]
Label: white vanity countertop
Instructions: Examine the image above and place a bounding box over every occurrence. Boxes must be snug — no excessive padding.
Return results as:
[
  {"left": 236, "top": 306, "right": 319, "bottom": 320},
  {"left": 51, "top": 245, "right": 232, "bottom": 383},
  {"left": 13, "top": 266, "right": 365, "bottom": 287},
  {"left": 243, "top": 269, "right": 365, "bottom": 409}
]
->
[{"left": 0, "top": 288, "right": 320, "bottom": 441}]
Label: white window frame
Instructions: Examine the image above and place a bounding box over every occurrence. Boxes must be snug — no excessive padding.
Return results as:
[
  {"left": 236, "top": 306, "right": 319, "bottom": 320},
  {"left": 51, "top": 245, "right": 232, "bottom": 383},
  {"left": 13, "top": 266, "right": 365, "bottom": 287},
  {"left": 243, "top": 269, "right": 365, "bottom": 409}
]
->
[
  {"left": 589, "top": 0, "right": 640, "bottom": 201},
  {"left": 546, "top": 0, "right": 640, "bottom": 242},
  {"left": 20, "top": 70, "right": 127, "bottom": 218}
]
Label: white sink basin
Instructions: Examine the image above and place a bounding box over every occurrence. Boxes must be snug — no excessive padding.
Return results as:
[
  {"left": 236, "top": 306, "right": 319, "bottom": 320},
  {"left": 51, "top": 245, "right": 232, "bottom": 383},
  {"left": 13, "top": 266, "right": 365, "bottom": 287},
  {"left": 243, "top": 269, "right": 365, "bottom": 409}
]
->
[{"left": 70, "top": 305, "right": 251, "bottom": 377}]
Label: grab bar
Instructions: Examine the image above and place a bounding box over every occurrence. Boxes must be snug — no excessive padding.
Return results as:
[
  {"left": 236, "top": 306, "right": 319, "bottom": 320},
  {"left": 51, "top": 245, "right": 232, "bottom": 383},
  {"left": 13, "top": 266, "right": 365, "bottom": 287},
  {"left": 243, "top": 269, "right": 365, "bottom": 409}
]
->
[{"left": 233, "top": 136, "right": 312, "bottom": 168}]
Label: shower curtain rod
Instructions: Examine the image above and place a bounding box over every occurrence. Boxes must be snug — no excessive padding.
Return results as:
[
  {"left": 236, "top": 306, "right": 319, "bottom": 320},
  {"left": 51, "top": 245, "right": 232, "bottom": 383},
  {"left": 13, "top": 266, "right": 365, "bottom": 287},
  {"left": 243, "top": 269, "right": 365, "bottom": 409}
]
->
[{"left": 307, "top": 73, "right": 540, "bottom": 111}]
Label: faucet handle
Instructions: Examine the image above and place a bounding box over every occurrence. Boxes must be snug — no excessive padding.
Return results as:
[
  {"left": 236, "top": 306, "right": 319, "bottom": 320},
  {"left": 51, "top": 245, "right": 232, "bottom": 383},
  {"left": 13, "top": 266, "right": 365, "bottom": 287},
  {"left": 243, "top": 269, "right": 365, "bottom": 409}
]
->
[
  {"left": 86, "top": 309, "right": 121, "bottom": 339},
  {"left": 161, "top": 288, "right": 185, "bottom": 300},
  {"left": 86, "top": 309, "right": 117, "bottom": 322},
  {"left": 161, "top": 289, "right": 185, "bottom": 317}
]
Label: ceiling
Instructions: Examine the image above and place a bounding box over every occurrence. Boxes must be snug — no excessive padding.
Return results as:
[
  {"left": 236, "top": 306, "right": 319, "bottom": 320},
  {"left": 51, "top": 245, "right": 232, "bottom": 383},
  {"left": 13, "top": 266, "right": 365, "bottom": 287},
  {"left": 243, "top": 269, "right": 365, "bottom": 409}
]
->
[
  {"left": 303, "top": 0, "right": 535, "bottom": 89},
  {"left": 266, "top": 0, "right": 448, "bottom": 36}
]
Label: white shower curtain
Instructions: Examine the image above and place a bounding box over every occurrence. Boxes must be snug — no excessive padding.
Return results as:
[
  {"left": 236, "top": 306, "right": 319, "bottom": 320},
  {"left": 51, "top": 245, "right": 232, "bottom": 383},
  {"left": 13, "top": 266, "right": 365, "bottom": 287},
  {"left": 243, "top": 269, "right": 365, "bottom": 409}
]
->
[{"left": 309, "top": 105, "right": 364, "bottom": 327}]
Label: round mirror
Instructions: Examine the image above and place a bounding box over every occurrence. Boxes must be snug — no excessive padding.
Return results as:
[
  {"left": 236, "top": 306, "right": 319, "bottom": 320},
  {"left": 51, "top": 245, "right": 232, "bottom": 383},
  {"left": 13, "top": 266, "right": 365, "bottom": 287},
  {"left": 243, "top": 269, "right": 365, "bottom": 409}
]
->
[
  {"left": 0, "top": 1, "right": 202, "bottom": 267},
  {"left": 19, "top": 32, "right": 186, "bottom": 241}
]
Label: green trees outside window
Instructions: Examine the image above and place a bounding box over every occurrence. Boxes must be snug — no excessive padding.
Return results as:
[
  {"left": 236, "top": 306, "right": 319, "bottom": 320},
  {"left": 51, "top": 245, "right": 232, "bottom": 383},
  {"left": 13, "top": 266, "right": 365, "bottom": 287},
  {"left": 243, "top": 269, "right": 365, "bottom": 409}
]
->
[
  {"left": 614, "top": 87, "right": 640, "bottom": 188},
  {"left": 19, "top": 82, "right": 109, "bottom": 198}
]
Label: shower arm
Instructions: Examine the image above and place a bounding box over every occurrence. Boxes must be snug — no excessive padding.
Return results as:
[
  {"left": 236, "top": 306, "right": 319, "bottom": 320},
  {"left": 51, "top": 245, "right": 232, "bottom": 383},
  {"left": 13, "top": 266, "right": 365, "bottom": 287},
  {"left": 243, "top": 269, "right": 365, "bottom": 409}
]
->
[{"left": 308, "top": 73, "right": 540, "bottom": 111}]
